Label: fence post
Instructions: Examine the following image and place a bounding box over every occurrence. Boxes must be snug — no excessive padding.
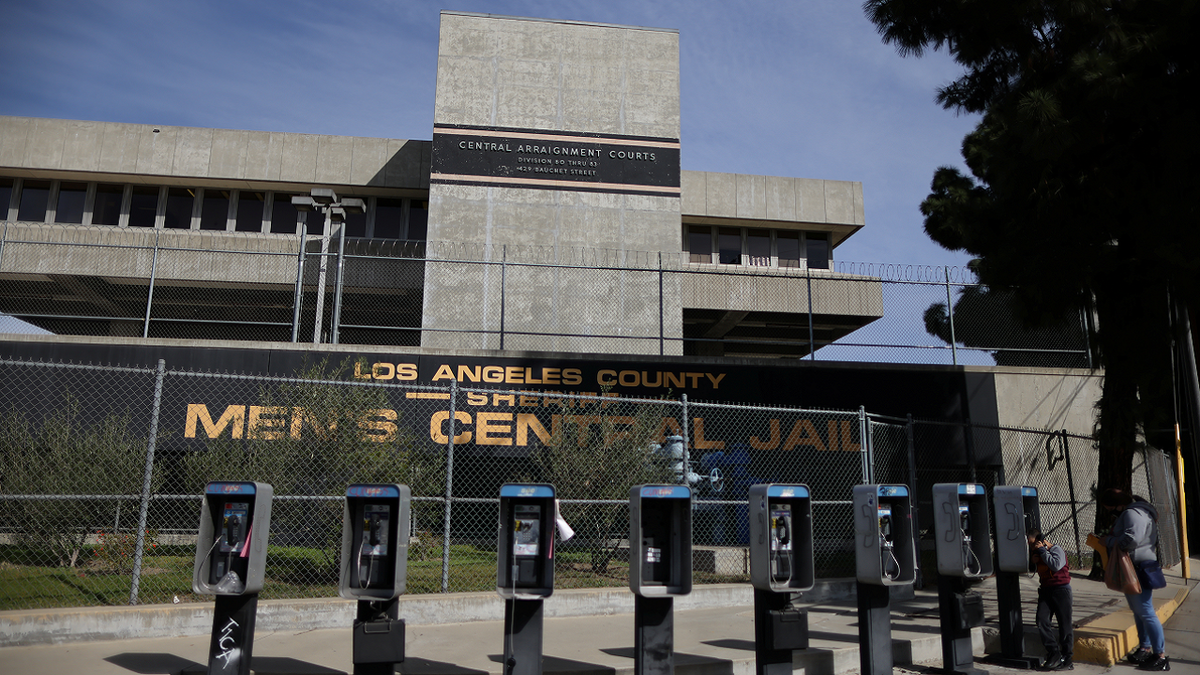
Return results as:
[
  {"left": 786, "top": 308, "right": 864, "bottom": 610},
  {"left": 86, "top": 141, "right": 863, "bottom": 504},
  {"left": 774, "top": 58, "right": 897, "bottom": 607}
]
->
[
  {"left": 945, "top": 268, "right": 958, "bottom": 366},
  {"left": 291, "top": 224, "right": 306, "bottom": 342},
  {"left": 0, "top": 221, "right": 8, "bottom": 274},
  {"left": 500, "top": 245, "right": 507, "bottom": 350},
  {"left": 1060, "top": 430, "right": 1083, "bottom": 565},
  {"left": 331, "top": 219, "right": 347, "bottom": 345},
  {"left": 680, "top": 394, "right": 690, "bottom": 481},
  {"left": 129, "top": 358, "right": 165, "bottom": 605},
  {"left": 142, "top": 229, "right": 160, "bottom": 339},
  {"left": 964, "top": 417, "right": 977, "bottom": 483},
  {"left": 906, "top": 414, "right": 922, "bottom": 588},
  {"left": 441, "top": 379, "right": 457, "bottom": 593},
  {"left": 659, "top": 252, "right": 665, "bottom": 356},
  {"left": 806, "top": 267, "right": 816, "bottom": 361},
  {"left": 860, "top": 406, "right": 871, "bottom": 483}
]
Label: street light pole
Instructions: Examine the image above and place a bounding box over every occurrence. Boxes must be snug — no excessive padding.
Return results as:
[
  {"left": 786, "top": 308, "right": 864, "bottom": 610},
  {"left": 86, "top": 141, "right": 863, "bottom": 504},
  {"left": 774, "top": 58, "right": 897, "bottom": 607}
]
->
[{"left": 292, "top": 189, "right": 365, "bottom": 345}]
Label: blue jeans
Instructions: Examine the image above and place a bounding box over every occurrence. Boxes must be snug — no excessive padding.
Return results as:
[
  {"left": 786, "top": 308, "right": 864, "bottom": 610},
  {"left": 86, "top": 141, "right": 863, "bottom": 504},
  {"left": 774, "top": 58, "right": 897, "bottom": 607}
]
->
[{"left": 1126, "top": 585, "right": 1165, "bottom": 654}]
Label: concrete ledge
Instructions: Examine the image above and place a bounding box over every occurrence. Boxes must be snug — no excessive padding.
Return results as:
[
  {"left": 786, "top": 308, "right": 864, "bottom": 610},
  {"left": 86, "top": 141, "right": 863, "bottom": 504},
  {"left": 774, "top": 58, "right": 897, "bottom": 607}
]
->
[{"left": 1074, "top": 585, "right": 1190, "bottom": 666}]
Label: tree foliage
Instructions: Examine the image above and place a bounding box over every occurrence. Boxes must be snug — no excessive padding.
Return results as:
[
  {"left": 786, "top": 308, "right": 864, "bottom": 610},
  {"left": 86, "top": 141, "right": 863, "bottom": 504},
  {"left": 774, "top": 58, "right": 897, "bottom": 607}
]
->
[
  {"left": 0, "top": 398, "right": 154, "bottom": 568},
  {"left": 865, "top": 0, "right": 1199, "bottom": 493},
  {"left": 526, "top": 393, "right": 673, "bottom": 574}
]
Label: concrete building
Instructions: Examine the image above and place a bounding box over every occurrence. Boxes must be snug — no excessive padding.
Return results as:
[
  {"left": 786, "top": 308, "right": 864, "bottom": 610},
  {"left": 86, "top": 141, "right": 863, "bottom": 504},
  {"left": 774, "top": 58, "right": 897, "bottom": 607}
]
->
[{"left": 0, "top": 12, "right": 879, "bottom": 359}]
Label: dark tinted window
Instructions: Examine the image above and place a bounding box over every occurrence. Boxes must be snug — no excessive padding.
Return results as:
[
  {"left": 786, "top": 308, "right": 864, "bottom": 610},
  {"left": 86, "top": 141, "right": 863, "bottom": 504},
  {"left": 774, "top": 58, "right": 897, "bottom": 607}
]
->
[
  {"left": 164, "top": 188, "right": 193, "bottom": 229},
  {"left": 56, "top": 182, "right": 87, "bottom": 224},
  {"left": 17, "top": 180, "right": 51, "bottom": 222},
  {"left": 718, "top": 227, "right": 741, "bottom": 265},
  {"left": 128, "top": 186, "right": 158, "bottom": 227},
  {"left": 92, "top": 184, "right": 124, "bottom": 225},
  {"left": 806, "top": 233, "right": 829, "bottom": 270},
  {"left": 748, "top": 229, "right": 770, "bottom": 266},
  {"left": 270, "top": 193, "right": 299, "bottom": 234},
  {"left": 0, "top": 178, "right": 12, "bottom": 219},
  {"left": 234, "top": 192, "right": 264, "bottom": 232},
  {"left": 200, "top": 189, "right": 230, "bottom": 230},
  {"left": 374, "top": 198, "right": 404, "bottom": 238},
  {"left": 342, "top": 206, "right": 367, "bottom": 238},
  {"left": 687, "top": 225, "right": 710, "bottom": 263},
  {"left": 777, "top": 232, "right": 800, "bottom": 268},
  {"left": 408, "top": 200, "right": 428, "bottom": 240}
]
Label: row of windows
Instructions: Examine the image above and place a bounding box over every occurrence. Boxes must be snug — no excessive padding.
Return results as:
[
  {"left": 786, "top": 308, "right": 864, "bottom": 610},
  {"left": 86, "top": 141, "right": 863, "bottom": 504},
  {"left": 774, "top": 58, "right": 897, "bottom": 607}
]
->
[
  {"left": 0, "top": 177, "right": 428, "bottom": 240},
  {"left": 685, "top": 225, "right": 830, "bottom": 269}
]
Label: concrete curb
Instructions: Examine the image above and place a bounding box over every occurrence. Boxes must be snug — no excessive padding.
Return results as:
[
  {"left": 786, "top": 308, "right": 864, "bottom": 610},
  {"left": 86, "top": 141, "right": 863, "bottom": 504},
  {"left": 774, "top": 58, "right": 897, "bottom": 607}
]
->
[
  {"left": 1074, "top": 584, "right": 1191, "bottom": 666},
  {"left": 0, "top": 580, "right": 874, "bottom": 648}
]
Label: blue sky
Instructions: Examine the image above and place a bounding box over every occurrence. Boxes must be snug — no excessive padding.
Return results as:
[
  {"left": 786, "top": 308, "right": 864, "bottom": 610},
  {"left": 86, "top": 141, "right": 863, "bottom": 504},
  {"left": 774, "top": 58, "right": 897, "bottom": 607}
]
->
[{"left": 1, "top": 0, "right": 980, "bottom": 270}]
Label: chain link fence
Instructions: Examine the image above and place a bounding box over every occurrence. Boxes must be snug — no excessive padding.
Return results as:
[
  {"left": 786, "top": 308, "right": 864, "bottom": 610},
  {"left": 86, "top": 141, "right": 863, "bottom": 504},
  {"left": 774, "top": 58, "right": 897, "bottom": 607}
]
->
[
  {"left": 0, "top": 224, "right": 1090, "bottom": 366},
  {"left": 1, "top": 357, "right": 1179, "bottom": 610}
]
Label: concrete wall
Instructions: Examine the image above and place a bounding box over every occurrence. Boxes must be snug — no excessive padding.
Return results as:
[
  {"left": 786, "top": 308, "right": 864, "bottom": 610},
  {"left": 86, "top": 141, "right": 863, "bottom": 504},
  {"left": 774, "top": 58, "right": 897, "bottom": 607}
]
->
[
  {"left": 0, "top": 116, "right": 429, "bottom": 192},
  {"left": 422, "top": 13, "right": 683, "bottom": 354},
  {"left": 680, "top": 171, "right": 865, "bottom": 241},
  {"left": 992, "top": 367, "right": 1101, "bottom": 435},
  {"left": 680, "top": 268, "right": 883, "bottom": 317}
]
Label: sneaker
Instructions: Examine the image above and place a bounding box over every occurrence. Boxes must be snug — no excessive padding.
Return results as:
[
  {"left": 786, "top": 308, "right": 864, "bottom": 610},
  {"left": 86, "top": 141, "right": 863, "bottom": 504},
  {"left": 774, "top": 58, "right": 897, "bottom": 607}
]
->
[
  {"left": 1054, "top": 658, "right": 1074, "bottom": 671},
  {"left": 1039, "top": 655, "right": 1064, "bottom": 671},
  {"left": 1128, "top": 647, "right": 1153, "bottom": 664},
  {"left": 1137, "top": 655, "right": 1170, "bottom": 671}
]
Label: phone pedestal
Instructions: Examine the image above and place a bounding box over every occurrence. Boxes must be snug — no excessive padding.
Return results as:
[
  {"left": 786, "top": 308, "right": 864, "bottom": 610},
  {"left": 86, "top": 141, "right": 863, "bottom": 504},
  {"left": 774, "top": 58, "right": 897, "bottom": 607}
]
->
[
  {"left": 503, "top": 598, "right": 544, "bottom": 675},
  {"left": 206, "top": 593, "right": 258, "bottom": 675},
  {"left": 937, "top": 575, "right": 988, "bottom": 675},
  {"left": 753, "top": 588, "right": 806, "bottom": 675},
  {"left": 634, "top": 595, "right": 673, "bottom": 675},
  {"left": 856, "top": 582, "right": 893, "bottom": 675},
  {"left": 353, "top": 598, "right": 404, "bottom": 675},
  {"left": 985, "top": 573, "right": 1038, "bottom": 669}
]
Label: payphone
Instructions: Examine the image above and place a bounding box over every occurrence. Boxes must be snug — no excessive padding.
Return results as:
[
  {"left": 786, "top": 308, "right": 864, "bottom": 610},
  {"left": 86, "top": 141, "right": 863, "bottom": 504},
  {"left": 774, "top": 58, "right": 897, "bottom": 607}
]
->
[
  {"left": 630, "top": 484, "right": 692, "bottom": 675},
  {"left": 853, "top": 484, "right": 916, "bottom": 586},
  {"left": 993, "top": 485, "right": 1041, "bottom": 574},
  {"left": 990, "top": 485, "right": 1042, "bottom": 669},
  {"left": 750, "top": 484, "right": 813, "bottom": 592},
  {"left": 339, "top": 484, "right": 411, "bottom": 674},
  {"left": 340, "top": 484, "right": 411, "bottom": 601},
  {"left": 852, "top": 484, "right": 915, "bottom": 675},
  {"left": 932, "top": 483, "right": 992, "bottom": 675},
  {"left": 933, "top": 483, "right": 993, "bottom": 579},
  {"left": 630, "top": 484, "right": 693, "bottom": 597},
  {"left": 497, "top": 484, "right": 556, "bottom": 598},
  {"left": 192, "top": 481, "right": 274, "bottom": 675},
  {"left": 193, "top": 481, "right": 273, "bottom": 596},
  {"left": 496, "top": 484, "right": 557, "bottom": 675},
  {"left": 750, "top": 484, "right": 813, "bottom": 672}
]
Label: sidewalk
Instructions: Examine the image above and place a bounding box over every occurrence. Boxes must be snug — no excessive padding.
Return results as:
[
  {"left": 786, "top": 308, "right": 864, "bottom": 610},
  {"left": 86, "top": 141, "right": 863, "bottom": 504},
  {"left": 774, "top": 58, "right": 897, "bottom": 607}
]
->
[{"left": 2, "top": 562, "right": 1196, "bottom": 675}]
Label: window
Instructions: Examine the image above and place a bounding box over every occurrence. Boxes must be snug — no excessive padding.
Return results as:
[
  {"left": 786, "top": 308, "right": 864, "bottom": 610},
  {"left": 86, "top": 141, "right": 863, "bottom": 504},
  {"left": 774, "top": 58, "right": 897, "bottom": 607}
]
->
[
  {"left": 747, "top": 229, "right": 771, "bottom": 267},
  {"left": 0, "top": 178, "right": 12, "bottom": 219},
  {"left": 17, "top": 180, "right": 51, "bottom": 222},
  {"left": 684, "top": 225, "right": 828, "bottom": 269},
  {"left": 374, "top": 198, "right": 404, "bottom": 239},
  {"left": 342, "top": 197, "right": 366, "bottom": 238},
  {"left": 55, "top": 182, "right": 87, "bottom": 224},
  {"left": 269, "top": 193, "right": 299, "bottom": 234},
  {"left": 92, "top": 184, "right": 124, "bottom": 226},
  {"left": 234, "top": 191, "right": 264, "bottom": 232},
  {"left": 806, "top": 233, "right": 829, "bottom": 270},
  {"left": 128, "top": 186, "right": 158, "bottom": 227},
  {"left": 718, "top": 227, "right": 742, "bottom": 265},
  {"left": 777, "top": 232, "right": 800, "bottom": 268},
  {"left": 408, "top": 200, "right": 428, "bottom": 240},
  {"left": 687, "top": 226, "right": 711, "bottom": 263},
  {"left": 200, "top": 189, "right": 230, "bottom": 230},
  {"left": 164, "top": 188, "right": 194, "bottom": 229}
]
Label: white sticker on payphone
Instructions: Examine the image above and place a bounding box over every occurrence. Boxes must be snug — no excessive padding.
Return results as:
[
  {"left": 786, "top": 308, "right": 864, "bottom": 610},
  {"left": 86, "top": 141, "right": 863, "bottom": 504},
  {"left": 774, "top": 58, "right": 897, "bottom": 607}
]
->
[{"left": 513, "top": 505, "right": 541, "bottom": 556}]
